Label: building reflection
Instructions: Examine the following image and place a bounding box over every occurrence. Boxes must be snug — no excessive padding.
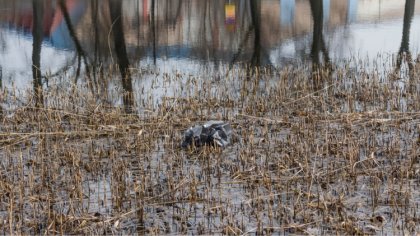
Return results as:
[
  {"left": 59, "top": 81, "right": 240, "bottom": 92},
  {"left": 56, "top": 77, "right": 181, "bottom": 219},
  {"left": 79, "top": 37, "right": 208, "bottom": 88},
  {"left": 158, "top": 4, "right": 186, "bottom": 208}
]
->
[{"left": 0, "top": 0, "right": 418, "bottom": 73}]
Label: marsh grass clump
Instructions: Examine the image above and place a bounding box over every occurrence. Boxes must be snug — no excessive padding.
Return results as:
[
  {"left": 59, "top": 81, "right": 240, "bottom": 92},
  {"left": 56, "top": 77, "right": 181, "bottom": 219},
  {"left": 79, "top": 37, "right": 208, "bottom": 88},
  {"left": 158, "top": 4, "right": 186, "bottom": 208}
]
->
[{"left": 0, "top": 59, "right": 419, "bottom": 235}]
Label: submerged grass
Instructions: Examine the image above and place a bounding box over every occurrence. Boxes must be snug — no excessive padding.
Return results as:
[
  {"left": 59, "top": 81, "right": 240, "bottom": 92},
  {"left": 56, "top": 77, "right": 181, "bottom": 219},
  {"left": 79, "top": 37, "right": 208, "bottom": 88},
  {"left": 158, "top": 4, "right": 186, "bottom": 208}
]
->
[{"left": 0, "top": 59, "right": 419, "bottom": 235}]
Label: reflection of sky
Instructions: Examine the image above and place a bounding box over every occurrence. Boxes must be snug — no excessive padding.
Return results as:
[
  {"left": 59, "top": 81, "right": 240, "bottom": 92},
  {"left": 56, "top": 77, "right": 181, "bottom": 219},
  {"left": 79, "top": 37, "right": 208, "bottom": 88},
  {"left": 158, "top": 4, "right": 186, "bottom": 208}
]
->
[
  {"left": 347, "top": 0, "right": 358, "bottom": 23},
  {"left": 337, "top": 17, "right": 420, "bottom": 58},
  {"left": 0, "top": 30, "right": 73, "bottom": 90},
  {"left": 270, "top": 15, "right": 420, "bottom": 66},
  {"left": 323, "top": 0, "right": 330, "bottom": 23},
  {"left": 0, "top": 0, "right": 87, "bottom": 92},
  {"left": 280, "top": 0, "right": 295, "bottom": 26},
  {"left": 281, "top": 0, "right": 358, "bottom": 26}
]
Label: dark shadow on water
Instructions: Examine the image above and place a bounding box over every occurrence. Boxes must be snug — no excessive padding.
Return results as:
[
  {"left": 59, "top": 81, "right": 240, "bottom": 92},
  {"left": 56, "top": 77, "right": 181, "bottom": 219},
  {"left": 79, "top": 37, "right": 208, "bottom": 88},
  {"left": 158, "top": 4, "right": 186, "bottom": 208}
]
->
[
  {"left": 109, "top": 0, "right": 135, "bottom": 114},
  {"left": 0, "top": 66, "right": 2, "bottom": 118},
  {"left": 394, "top": 0, "right": 415, "bottom": 82},
  {"left": 59, "top": 0, "right": 92, "bottom": 86},
  {"left": 249, "top": 0, "right": 274, "bottom": 74},
  {"left": 310, "top": 0, "right": 332, "bottom": 88},
  {"left": 32, "top": 0, "right": 44, "bottom": 108},
  {"left": 250, "top": 0, "right": 261, "bottom": 69},
  {"left": 150, "top": 0, "right": 157, "bottom": 65}
]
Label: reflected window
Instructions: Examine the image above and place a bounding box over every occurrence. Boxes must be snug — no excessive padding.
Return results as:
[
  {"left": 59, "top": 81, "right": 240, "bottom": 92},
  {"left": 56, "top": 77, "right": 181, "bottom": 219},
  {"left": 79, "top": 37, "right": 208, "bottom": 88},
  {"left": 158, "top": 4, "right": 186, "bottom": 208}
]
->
[{"left": 225, "top": 3, "right": 236, "bottom": 32}]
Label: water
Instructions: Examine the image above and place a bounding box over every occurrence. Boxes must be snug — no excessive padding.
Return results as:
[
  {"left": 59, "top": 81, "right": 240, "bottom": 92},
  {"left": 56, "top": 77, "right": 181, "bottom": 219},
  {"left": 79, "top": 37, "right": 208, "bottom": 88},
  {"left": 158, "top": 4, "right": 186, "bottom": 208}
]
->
[
  {"left": 0, "top": 0, "right": 419, "bottom": 99},
  {"left": 1, "top": 2, "right": 420, "bottom": 235},
  {"left": 0, "top": 0, "right": 420, "bottom": 110}
]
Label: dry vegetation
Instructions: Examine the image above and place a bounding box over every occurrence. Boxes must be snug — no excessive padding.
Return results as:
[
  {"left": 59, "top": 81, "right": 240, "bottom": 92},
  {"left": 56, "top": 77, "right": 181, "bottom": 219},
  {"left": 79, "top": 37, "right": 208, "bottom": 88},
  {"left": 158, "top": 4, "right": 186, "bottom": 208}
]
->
[{"left": 0, "top": 59, "right": 419, "bottom": 235}]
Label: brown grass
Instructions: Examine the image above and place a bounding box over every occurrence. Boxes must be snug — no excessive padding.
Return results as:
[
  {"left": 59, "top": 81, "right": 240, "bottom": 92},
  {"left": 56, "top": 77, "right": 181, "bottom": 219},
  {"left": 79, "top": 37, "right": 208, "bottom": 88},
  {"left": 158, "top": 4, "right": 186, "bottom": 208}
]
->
[{"left": 0, "top": 60, "right": 419, "bottom": 235}]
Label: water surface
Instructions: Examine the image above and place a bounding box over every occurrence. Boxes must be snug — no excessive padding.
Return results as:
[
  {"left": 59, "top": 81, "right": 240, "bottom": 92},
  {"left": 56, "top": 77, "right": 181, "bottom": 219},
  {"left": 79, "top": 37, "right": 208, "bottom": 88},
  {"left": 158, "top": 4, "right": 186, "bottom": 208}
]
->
[{"left": 0, "top": 0, "right": 419, "bottom": 101}]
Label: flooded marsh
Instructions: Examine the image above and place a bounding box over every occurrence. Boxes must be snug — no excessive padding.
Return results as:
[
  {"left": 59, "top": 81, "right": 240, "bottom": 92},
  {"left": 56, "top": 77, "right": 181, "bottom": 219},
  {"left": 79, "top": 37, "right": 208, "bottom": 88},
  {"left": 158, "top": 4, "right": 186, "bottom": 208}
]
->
[
  {"left": 0, "top": 0, "right": 420, "bottom": 235},
  {"left": 0, "top": 60, "right": 420, "bottom": 234}
]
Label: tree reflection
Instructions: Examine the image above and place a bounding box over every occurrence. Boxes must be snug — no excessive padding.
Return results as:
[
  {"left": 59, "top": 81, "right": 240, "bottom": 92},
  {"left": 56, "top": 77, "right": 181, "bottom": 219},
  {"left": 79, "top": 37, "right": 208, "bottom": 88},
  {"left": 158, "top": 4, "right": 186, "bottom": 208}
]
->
[
  {"left": 394, "top": 0, "right": 415, "bottom": 80},
  {"left": 59, "top": 0, "right": 91, "bottom": 84},
  {"left": 243, "top": 0, "right": 274, "bottom": 74},
  {"left": 250, "top": 0, "right": 261, "bottom": 69},
  {"left": 32, "top": 0, "right": 44, "bottom": 108},
  {"left": 0, "top": 66, "right": 2, "bottom": 117},
  {"left": 310, "top": 0, "right": 331, "bottom": 85},
  {"left": 109, "top": 0, "right": 134, "bottom": 113},
  {"left": 150, "top": 0, "right": 157, "bottom": 65},
  {"left": 229, "top": 0, "right": 273, "bottom": 74},
  {"left": 91, "top": 0, "right": 100, "bottom": 84}
]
